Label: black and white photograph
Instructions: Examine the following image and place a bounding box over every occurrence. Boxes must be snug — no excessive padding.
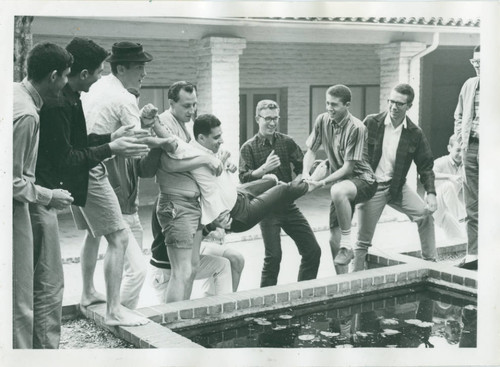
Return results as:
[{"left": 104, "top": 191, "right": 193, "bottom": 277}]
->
[{"left": 1, "top": 1, "right": 499, "bottom": 366}]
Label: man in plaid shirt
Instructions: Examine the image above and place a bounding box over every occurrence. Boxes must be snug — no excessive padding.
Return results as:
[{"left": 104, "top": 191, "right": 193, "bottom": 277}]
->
[
  {"left": 352, "top": 83, "right": 438, "bottom": 272},
  {"left": 239, "top": 100, "right": 321, "bottom": 287}
]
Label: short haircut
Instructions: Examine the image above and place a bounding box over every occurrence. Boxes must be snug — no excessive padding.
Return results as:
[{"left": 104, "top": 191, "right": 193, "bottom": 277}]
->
[
  {"left": 326, "top": 84, "right": 351, "bottom": 104},
  {"left": 168, "top": 81, "right": 196, "bottom": 102},
  {"left": 110, "top": 61, "right": 144, "bottom": 75},
  {"left": 393, "top": 83, "right": 415, "bottom": 104},
  {"left": 255, "top": 99, "right": 280, "bottom": 117},
  {"left": 448, "top": 134, "right": 458, "bottom": 147},
  {"left": 27, "top": 42, "right": 73, "bottom": 83},
  {"left": 66, "top": 37, "right": 108, "bottom": 77},
  {"left": 193, "top": 114, "right": 221, "bottom": 139}
]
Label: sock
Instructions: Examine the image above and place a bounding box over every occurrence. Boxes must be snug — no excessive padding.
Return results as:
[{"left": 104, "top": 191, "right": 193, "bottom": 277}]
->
[{"left": 340, "top": 229, "right": 351, "bottom": 249}]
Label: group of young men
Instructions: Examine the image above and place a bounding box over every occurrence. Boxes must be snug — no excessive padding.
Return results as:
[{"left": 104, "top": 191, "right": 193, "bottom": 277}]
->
[{"left": 12, "top": 35, "right": 480, "bottom": 349}]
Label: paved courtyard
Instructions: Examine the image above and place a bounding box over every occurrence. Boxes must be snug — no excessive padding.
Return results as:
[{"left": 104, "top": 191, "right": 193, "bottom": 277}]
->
[{"left": 58, "top": 186, "right": 463, "bottom": 308}]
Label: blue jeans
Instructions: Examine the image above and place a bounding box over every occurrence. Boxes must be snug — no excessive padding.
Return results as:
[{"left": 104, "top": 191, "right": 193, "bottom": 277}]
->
[
  {"left": 30, "top": 204, "right": 64, "bottom": 349},
  {"left": 259, "top": 203, "right": 321, "bottom": 287},
  {"left": 464, "top": 140, "right": 479, "bottom": 256}
]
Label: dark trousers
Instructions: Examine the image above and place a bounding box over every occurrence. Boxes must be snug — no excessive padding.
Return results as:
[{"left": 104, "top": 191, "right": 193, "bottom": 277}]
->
[
  {"left": 229, "top": 179, "right": 309, "bottom": 233},
  {"left": 259, "top": 203, "right": 321, "bottom": 287},
  {"left": 464, "top": 140, "right": 479, "bottom": 256},
  {"left": 30, "top": 204, "right": 64, "bottom": 349}
]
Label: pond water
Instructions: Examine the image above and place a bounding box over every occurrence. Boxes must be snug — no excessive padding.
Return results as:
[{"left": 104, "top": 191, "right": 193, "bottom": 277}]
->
[{"left": 177, "top": 287, "right": 477, "bottom": 348}]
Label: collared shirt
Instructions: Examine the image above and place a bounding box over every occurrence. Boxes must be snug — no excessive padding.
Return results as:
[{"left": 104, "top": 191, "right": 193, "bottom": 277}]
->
[
  {"left": 36, "top": 83, "right": 112, "bottom": 206},
  {"left": 374, "top": 114, "right": 408, "bottom": 183},
  {"left": 306, "top": 111, "right": 375, "bottom": 183},
  {"left": 169, "top": 138, "right": 237, "bottom": 224},
  {"left": 81, "top": 73, "right": 141, "bottom": 134},
  {"left": 471, "top": 87, "right": 479, "bottom": 138},
  {"left": 454, "top": 76, "right": 480, "bottom": 150},
  {"left": 13, "top": 79, "right": 52, "bottom": 205},
  {"left": 239, "top": 132, "right": 303, "bottom": 183},
  {"left": 156, "top": 110, "right": 200, "bottom": 195},
  {"left": 434, "top": 154, "right": 465, "bottom": 193}
]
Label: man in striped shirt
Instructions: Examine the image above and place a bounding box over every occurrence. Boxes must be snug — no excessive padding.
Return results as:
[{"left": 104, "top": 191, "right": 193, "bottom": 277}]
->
[{"left": 303, "top": 85, "right": 377, "bottom": 273}]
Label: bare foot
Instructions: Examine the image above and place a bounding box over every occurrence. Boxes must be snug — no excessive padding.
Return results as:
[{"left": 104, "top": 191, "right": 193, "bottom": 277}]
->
[
  {"left": 80, "top": 290, "right": 106, "bottom": 308},
  {"left": 106, "top": 305, "right": 149, "bottom": 327}
]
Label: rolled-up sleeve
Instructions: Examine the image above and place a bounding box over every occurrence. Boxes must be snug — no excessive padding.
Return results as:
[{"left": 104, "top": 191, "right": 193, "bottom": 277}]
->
[
  {"left": 238, "top": 143, "right": 257, "bottom": 183},
  {"left": 13, "top": 115, "right": 52, "bottom": 204},
  {"left": 306, "top": 115, "right": 324, "bottom": 152}
]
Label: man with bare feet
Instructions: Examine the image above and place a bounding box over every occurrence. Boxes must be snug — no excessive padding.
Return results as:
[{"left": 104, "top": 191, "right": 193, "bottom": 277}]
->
[{"left": 72, "top": 41, "right": 163, "bottom": 326}]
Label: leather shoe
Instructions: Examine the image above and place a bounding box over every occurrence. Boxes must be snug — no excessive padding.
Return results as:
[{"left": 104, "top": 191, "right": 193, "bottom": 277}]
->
[
  {"left": 334, "top": 247, "right": 354, "bottom": 265},
  {"left": 457, "top": 258, "right": 478, "bottom": 270}
]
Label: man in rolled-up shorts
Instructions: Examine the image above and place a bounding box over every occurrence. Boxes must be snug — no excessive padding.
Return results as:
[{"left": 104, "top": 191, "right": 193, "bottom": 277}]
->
[{"left": 73, "top": 41, "right": 166, "bottom": 326}]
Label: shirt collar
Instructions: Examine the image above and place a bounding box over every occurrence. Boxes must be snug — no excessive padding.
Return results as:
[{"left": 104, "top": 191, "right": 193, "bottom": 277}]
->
[
  {"left": 331, "top": 112, "right": 350, "bottom": 129},
  {"left": 191, "top": 139, "right": 214, "bottom": 155},
  {"left": 447, "top": 154, "right": 462, "bottom": 168},
  {"left": 256, "top": 132, "right": 276, "bottom": 146},
  {"left": 384, "top": 113, "right": 408, "bottom": 129},
  {"left": 21, "top": 78, "right": 43, "bottom": 110}
]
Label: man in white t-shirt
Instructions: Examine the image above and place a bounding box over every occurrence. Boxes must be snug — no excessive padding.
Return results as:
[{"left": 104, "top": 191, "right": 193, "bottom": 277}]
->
[{"left": 433, "top": 134, "right": 466, "bottom": 243}]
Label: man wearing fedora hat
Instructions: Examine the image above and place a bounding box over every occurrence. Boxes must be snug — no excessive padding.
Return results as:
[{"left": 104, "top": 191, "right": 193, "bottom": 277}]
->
[{"left": 74, "top": 41, "right": 172, "bottom": 326}]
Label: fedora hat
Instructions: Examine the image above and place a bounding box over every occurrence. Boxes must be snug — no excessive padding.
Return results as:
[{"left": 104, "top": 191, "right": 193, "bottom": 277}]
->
[{"left": 106, "top": 41, "right": 153, "bottom": 63}]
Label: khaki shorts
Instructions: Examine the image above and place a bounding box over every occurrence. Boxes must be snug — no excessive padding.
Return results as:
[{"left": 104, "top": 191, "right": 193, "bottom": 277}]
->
[
  {"left": 71, "top": 164, "right": 126, "bottom": 237},
  {"left": 156, "top": 193, "right": 202, "bottom": 249}
]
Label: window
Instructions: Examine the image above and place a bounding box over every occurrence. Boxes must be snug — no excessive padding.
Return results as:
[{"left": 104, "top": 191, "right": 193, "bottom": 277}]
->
[
  {"left": 309, "top": 85, "right": 380, "bottom": 130},
  {"left": 138, "top": 87, "right": 170, "bottom": 111}
]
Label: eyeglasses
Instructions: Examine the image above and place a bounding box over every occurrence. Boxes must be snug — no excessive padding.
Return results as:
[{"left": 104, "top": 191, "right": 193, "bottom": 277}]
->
[
  {"left": 258, "top": 115, "right": 280, "bottom": 123},
  {"left": 387, "top": 99, "right": 407, "bottom": 108},
  {"left": 469, "top": 59, "right": 480, "bottom": 67}
]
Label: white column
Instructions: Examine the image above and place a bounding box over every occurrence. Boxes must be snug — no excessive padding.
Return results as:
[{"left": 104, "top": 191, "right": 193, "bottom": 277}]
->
[{"left": 196, "top": 37, "right": 247, "bottom": 168}]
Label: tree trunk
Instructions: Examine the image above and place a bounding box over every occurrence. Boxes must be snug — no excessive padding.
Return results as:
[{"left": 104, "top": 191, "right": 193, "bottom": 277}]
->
[{"left": 14, "top": 16, "right": 34, "bottom": 82}]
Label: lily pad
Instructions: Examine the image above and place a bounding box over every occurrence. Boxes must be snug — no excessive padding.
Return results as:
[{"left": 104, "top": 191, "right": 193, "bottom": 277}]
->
[
  {"left": 279, "top": 314, "right": 293, "bottom": 320},
  {"left": 298, "top": 334, "right": 315, "bottom": 341},
  {"left": 382, "top": 329, "right": 401, "bottom": 335},
  {"left": 320, "top": 331, "right": 340, "bottom": 337}
]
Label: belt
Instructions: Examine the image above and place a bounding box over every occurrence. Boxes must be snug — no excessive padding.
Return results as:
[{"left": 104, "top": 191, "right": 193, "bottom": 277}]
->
[{"left": 377, "top": 180, "right": 392, "bottom": 187}]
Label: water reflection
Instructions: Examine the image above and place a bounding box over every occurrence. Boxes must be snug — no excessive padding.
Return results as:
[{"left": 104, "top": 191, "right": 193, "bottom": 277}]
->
[{"left": 184, "top": 291, "right": 477, "bottom": 348}]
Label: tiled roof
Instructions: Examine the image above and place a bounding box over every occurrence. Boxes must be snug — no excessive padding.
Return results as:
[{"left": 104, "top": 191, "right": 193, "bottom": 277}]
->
[{"left": 246, "top": 17, "right": 480, "bottom": 27}]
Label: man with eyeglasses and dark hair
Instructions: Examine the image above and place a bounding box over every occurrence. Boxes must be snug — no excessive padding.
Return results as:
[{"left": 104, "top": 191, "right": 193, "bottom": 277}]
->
[
  {"left": 351, "top": 83, "right": 437, "bottom": 272},
  {"left": 240, "top": 100, "right": 321, "bottom": 287},
  {"left": 454, "top": 45, "right": 480, "bottom": 270}
]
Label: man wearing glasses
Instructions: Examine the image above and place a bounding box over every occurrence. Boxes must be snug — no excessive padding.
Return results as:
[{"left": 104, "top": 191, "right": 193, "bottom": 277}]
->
[
  {"left": 351, "top": 83, "right": 438, "bottom": 272},
  {"left": 454, "top": 46, "right": 480, "bottom": 270},
  {"left": 239, "top": 100, "right": 321, "bottom": 287}
]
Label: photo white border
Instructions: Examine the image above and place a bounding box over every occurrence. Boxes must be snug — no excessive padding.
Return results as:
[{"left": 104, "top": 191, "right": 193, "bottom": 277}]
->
[{"left": 1, "top": 1, "right": 499, "bottom": 366}]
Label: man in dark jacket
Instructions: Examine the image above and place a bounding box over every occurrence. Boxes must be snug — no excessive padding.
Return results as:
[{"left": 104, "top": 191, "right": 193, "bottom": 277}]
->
[
  {"left": 352, "top": 83, "right": 438, "bottom": 271},
  {"left": 33, "top": 37, "right": 155, "bottom": 334}
]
